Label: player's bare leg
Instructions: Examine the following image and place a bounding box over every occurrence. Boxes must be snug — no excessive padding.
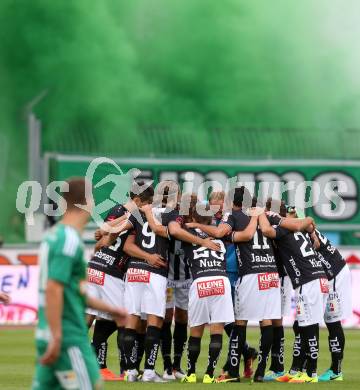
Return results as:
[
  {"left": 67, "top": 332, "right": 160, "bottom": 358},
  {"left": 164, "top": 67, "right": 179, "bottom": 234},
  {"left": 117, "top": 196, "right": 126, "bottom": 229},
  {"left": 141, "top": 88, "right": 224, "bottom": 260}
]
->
[{"left": 87, "top": 314, "right": 96, "bottom": 328}]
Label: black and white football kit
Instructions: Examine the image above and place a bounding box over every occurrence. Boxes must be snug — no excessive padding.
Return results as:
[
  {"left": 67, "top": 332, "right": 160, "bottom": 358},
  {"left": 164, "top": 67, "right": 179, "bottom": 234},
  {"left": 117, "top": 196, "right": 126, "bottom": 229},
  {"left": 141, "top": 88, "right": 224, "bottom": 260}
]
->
[
  {"left": 272, "top": 224, "right": 329, "bottom": 378},
  {"left": 125, "top": 208, "right": 180, "bottom": 319},
  {"left": 182, "top": 229, "right": 234, "bottom": 327},
  {"left": 221, "top": 210, "right": 281, "bottom": 321},
  {"left": 87, "top": 204, "right": 130, "bottom": 320},
  {"left": 166, "top": 239, "right": 192, "bottom": 311},
  {"left": 274, "top": 225, "right": 327, "bottom": 327},
  {"left": 222, "top": 210, "right": 281, "bottom": 380},
  {"left": 86, "top": 204, "right": 130, "bottom": 374}
]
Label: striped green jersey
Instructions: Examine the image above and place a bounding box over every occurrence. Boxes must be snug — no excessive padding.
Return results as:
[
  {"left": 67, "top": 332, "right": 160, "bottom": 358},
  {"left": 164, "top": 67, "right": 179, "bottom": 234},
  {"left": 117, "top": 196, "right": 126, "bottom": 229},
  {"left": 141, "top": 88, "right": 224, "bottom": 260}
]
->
[{"left": 36, "top": 223, "right": 87, "bottom": 345}]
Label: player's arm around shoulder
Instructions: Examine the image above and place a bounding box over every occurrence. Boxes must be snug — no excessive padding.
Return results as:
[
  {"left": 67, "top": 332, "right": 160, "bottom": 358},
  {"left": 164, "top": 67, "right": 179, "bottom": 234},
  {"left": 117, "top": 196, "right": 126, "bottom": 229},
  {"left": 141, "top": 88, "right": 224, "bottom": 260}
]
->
[
  {"left": 185, "top": 222, "right": 231, "bottom": 239},
  {"left": 258, "top": 212, "right": 277, "bottom": 239},
  {"left": 280, "top": 216, "right": 315, "bottom": 233},
  {"left": 123, "top": 233, "right": 167, "bottom": 269},
  {"left": 141, "top": 204, "right": 168, "bottom": 237},
  {"left": 169, "top": 221, "right": 221, "bottom": 252}
]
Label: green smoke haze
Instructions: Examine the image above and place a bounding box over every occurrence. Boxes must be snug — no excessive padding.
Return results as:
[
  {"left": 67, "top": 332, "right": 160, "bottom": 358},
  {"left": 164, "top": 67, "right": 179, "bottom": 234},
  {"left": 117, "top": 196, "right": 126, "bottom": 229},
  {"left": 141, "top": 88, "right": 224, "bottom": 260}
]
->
[{"left": 0, "top": 0, "right": 360, "bottom": 241}]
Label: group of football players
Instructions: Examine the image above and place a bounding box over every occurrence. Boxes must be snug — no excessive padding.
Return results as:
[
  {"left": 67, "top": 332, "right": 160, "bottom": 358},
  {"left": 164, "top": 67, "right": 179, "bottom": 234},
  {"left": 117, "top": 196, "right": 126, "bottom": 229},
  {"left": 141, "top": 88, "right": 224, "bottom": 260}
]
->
[{"left": 86, "top": 180, "right": 352, "bottom": 384}]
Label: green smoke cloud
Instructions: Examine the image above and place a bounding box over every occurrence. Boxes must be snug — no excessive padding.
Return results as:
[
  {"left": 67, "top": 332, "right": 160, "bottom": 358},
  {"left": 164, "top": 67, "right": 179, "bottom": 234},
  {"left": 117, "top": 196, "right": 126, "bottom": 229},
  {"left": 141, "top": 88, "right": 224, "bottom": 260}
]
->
[{"left": 1, "top": 0, "right": 360, "bottom": 242}]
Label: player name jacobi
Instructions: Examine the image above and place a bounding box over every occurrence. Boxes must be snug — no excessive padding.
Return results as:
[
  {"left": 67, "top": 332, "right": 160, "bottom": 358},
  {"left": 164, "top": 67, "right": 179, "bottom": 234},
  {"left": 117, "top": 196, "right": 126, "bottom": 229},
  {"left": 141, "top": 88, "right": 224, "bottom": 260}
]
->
[{"left": 250, "top": 253, "right": 275, "bottom": 263}]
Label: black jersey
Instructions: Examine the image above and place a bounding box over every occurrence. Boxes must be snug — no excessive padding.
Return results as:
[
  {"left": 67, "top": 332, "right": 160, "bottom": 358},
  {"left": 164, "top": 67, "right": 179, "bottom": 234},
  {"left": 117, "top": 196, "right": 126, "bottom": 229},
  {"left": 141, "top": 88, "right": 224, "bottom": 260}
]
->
[
  {"left": 314, "top": 229, "right": 346, "bottom": 280},
  {"left": 220, "top": 209, "right": 278, "bottom": 277},
  {"left": 88, "top": 204, "right": 130, "bottom": 279},
  {"left": 274, "top": 225, "right": 326, "bottom": 288},
  {"left": 167, "top": 239, "right": 191, "bottom": 285},
  {"left": 267, "top": 213, "right": 287, "bottom": 278},
  {"left": 274, "top": 243, "right": 287, "bottom": 278},
  {"left": 182, "top": 229, "right": 227, "bottom": 281},
  {"left": 127, "top": 208, "right": 181, "bottom": 278}
]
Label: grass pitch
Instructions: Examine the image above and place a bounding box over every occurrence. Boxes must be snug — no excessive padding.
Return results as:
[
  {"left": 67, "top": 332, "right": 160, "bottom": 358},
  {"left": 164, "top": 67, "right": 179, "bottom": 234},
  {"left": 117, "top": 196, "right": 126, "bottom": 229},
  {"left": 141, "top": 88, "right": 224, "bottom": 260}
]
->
[{"left": 0, "top": 327, "right": 359, "bottom": 389}]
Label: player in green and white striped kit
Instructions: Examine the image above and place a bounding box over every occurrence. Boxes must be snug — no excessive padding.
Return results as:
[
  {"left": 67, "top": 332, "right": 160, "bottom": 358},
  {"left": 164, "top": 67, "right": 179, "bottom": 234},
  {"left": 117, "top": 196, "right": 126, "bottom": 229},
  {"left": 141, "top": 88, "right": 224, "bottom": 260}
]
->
[{"left": 32, "top": 178, "right": 127, "bottom": 390}]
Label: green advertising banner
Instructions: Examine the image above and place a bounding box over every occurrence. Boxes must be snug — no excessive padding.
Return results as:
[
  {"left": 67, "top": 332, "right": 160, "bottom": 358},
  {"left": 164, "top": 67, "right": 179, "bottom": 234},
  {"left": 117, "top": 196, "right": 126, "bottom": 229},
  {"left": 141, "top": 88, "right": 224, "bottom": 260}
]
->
[{"left": 47, "top": 155, "right": 360, "bottom": 231}]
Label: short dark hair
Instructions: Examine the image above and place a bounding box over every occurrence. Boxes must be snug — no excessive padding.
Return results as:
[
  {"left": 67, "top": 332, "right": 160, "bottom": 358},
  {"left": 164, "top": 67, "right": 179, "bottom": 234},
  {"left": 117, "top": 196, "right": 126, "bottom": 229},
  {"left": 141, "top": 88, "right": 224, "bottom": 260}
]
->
[
  {"left": 266, "top": 197, "right": 286, "bottom": 217},
  {"left": 192, "top": 203, "right": 212, "bottom": 225},
  {"left": 280, "top": 201, "right": 287, "bottom": 217},
  {"left": 153, "top": 180, "right": 180, "bottom": 207},
  {"left": 130, "top": 180, "right": 154, "bottom": 203},
  {"left": 265, "top": 197, "right": 273, "bottom": 211},
  {"left": 181, "top": 193, "right": 198, "bottom": 223},
  {"left": 233, "top": 186, "right": 252, "bottom": 208},
  {"left": 63, "top": 177, "right": 88, "bottom": 210}
]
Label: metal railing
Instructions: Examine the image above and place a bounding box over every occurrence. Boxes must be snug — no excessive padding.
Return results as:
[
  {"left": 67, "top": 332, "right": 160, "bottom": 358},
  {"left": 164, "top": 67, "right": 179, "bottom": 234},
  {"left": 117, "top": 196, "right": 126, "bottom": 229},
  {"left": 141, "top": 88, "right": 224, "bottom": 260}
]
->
[{"left": 43, "top": 126, "right": 360, "bottom": 159}]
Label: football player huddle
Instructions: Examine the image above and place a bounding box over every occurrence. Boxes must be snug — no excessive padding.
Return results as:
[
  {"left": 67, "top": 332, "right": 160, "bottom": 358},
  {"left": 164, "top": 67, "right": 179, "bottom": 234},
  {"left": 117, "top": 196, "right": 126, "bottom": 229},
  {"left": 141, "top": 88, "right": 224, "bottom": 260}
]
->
[{"left": 87, "top": 181, "right": 352, "bottom": 384}]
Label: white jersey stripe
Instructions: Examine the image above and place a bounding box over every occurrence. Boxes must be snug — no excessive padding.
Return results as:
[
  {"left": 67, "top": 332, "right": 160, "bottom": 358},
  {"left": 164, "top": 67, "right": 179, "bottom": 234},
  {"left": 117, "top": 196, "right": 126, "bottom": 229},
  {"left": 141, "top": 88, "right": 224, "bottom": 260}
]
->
[
  {"left": 63, "top": 227, "right": 79, "bottom": 257},
  {"left": 68, "top": 348, "right": 84, "bottom": 389},
  {"left": 73, "top": 347, "right": 92, "bottom": 390},
  {"left": 75, "top": 348, "right": 92, "bottom": 390},
  {"left": 68, "top": 347, "right": 92, "bottom": 390}
]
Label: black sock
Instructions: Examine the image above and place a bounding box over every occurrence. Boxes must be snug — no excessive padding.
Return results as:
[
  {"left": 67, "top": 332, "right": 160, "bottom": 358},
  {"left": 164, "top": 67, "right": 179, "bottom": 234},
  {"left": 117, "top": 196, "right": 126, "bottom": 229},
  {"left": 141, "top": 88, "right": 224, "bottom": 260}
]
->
[
  {"left": 301, "top": 324, "right": 319, "bottom": 377},
  {"left": 206, "top": 334, "right": 223, "bottom": 376},
  {"left": 224, "top": 323, "right": 234, "bottom": 338},
  {"left": 222, "top": 357, "right": 230, "bottom": 373},
  {"left": 161, "top": 321, "right": 173, "bottom": 371},
  {"left": 222, "top": 329, "right": 234, "bottom": 373},
  {"left": 242, "top": 341, "right": 250, "bottom": 360},
  {"left": 269, "top": 326, "right": 285, "bottom": 373},
  {"left": 326, "top": 321, "right": 345, "bottom": 374},
  {"left": 135, "top": 332, "right": 146, "bottom": 371},
  {"left": 144, "top": 326, "right": 161, "bottom": 370},
  {"left": 92, "top": 319, "right": 117, "bottom": 369},
  {"left": 290, "top": 321, "right": 306, "bottom": 372},
  {"left": 255, "top": 325, "right": 273, "bottom": 377},
  {"left": 187, "top": 336, "right": 201, "bottom": 375},
  {"left": 123, "top": 328, "right": 137, "bottom": 370},
  {"left": 223, "top": 340, "right": 250, "bottom": 373},
  {"left": 117, "top": 327, "right": 126, "bottom": 373},
  {"left": 173, "top": 322, "right": 187, "bottom": 370},
  {"left": 228, "top": 325, "right": 246, "bottom": 378}
]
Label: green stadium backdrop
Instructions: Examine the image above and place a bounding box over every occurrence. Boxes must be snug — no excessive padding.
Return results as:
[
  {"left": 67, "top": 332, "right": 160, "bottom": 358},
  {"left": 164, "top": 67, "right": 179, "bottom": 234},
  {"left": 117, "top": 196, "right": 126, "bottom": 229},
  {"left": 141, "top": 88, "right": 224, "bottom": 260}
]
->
[{"left": 1, "top": 0, "right": 360, "bottom": 243}]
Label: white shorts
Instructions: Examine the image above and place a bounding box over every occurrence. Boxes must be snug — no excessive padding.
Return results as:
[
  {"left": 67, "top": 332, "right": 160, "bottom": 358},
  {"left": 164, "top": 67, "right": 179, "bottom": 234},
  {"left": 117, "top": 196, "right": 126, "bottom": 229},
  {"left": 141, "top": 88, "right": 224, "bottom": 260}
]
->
[
  {"left": 234, "top": 273, "right": 281, "bottom": 321},
  {"left": 188, "top": 276, "right": 234, "bottom": 327},
  {"left": 125, "top": 268, "right": 167, "bottom": 319},
  {"left": 166, "top": 282, "right": 190, "bottom": 311},
  {"left": 324, "top": 265, "right": 352, "bottom": 323},
  {"left": 281, "top": 276, "right": 293, "bottom": 317},
  {"left": 86, "top": 269, "right": 125, "bottom": 321},
  {"left": 295, "top": 278, "right": 328, "bottom": 327}
]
